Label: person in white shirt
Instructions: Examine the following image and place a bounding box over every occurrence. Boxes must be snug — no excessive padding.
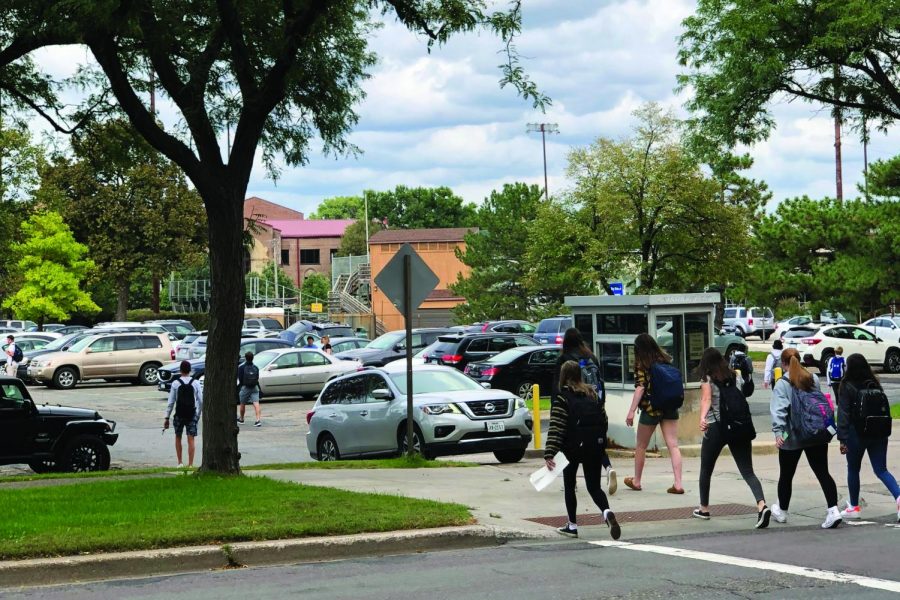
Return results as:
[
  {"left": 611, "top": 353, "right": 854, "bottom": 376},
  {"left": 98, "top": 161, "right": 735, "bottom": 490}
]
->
[
  {"left": 5, "top": 335, "right": 18, "bottom": 377},
  {"left": 163, "top": 360, "right": 203, "bottom": 468},
  {"left": 763, "top": 339, "right": 783, "bottom": 389}
]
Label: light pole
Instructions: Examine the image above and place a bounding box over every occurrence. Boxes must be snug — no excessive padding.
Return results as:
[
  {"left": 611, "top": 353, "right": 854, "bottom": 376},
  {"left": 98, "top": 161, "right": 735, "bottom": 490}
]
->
[
  {"left": 270, "top": 237, "right": 279, "bottom": 304},
  {"left": 526, "top": 123, "right": 559, "bottom": 200},
  {"left": 364, "top": 190, "right": 370, "bottom": 264}
]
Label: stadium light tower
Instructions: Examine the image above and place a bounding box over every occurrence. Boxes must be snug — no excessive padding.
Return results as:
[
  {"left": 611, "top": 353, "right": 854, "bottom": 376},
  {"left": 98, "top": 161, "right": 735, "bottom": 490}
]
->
[{"left": 526, "top": 123, "right": 559, "bottom": 200}]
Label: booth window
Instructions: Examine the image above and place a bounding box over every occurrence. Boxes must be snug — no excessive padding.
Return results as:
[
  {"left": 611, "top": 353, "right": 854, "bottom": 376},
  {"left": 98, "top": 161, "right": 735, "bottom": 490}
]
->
[
  {"left": 597, "top": 342, "right": 624, "bottom": 383},
  {"left": 574, "top": 314, "right": 593, "bottom": 350},
  {"left": 597, "top": 314, "right": 648, "bottom": 335},
  {"left": 655, "top": 315, "right": 684, "bottom": 377},
  {"left": 684, "top": 313, "right": 710, "bottom": 383}
]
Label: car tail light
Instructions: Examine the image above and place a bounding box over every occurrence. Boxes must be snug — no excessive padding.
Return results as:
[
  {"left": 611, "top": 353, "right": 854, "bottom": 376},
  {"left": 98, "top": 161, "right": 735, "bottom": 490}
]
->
[
  {"left": 555, "top": 335, "right": 563, "bottom": 344},
  {"left": 442, "top": 354, "right": 463, "bottom": 365},
  {"left": 802, "top": 338, "right": 822, "bottom": 345},
  {"left": 482, "top": 366, "right": 500, "bottom": 377},
  {"left": 170, "top": 349, "right": 176, "bottom": 360},
  {"left": 748, "top": 318, "right": 753, "bottom": 326},
  {"left": 306, "top": 411, "right": 314, "bottom": 425}
]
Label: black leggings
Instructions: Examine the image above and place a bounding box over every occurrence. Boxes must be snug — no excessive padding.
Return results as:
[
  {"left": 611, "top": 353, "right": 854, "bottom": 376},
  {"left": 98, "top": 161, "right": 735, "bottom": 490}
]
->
[
  {"left": 778, "top": 444, "right": 838, "bottom": 509},
  {"left": 563, "top": 453, "right": 610, "bottom": 523},
  {"left": 699, "top": 422, "right": 765, "bottom": 507}
]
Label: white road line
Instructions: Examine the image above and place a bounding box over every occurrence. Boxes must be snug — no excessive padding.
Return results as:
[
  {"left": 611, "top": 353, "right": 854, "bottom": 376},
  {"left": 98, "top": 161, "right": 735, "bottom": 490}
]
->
[
  {"left": 844, "top": 520, "right": 878, "bottom": 526},
  {"left": 589, "top": 540, "right": 900, "bottom": 594}
]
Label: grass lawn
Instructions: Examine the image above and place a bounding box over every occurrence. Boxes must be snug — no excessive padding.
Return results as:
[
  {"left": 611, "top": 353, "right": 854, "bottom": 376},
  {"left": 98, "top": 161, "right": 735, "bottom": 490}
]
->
[
  {"left": 0, "top": 475, "right": 471, "bottom": 559},
  {"left": 748, "top": 351, "right": 769, "bottom": 362},
  {"left": 892, "top": 404, "right": 900, "bottom": 419},
  {"left": 0, "top": 467, "right": 176, "bottom": 485}
]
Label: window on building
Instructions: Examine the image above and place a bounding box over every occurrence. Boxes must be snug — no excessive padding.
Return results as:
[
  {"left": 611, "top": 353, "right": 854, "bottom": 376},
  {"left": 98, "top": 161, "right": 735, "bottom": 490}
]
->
[
  {"left": 300, "top": 249, "right": 320, "bottom": 265},
  {"left": 281, "top": 249, "right": 290, "bottom": 265}
]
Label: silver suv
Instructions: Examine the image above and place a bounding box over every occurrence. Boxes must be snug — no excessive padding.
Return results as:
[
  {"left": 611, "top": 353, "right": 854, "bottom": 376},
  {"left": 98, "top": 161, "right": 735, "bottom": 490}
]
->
[
  {"left": 306, "top": 361, "right": 533, "bottom": 463},
  {"left": 722, "top": 306, "right": 775, "bottom": 340}
]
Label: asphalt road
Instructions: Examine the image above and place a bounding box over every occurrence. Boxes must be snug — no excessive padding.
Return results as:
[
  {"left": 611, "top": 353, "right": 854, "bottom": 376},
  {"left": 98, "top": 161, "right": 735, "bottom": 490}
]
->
[{"left": 12, "top": 521, "right": 900, "bottom": 599}]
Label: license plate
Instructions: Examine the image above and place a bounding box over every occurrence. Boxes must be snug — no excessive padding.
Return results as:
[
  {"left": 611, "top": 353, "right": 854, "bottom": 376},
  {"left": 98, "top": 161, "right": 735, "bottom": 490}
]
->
[
  {"left": 158, "top": 382, "right": 166, "bottom": 390},
  {"left": 486, "top": 421, "right": 505, "bottom": 433}
]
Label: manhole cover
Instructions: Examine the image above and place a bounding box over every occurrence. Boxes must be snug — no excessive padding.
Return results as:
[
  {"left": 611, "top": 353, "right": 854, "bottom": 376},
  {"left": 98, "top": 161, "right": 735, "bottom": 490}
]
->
[{"left": 527, "top": 503, "right": 757, "bottom": 528}]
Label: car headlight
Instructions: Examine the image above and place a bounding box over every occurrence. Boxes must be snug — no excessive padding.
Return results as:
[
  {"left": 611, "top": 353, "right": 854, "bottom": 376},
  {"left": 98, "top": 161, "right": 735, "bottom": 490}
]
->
[{"left": 421, "top": 404, "right": 461, "bottom": 415}]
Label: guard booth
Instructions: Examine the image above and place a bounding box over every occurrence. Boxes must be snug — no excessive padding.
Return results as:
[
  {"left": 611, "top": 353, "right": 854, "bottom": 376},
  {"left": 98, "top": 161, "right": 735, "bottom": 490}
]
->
[{"left": 565, "top": 293, "right": 720, "bottom": 450}]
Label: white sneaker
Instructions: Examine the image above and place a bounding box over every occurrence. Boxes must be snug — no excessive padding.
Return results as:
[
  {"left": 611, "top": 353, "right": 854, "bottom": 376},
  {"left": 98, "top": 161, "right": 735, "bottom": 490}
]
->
[
  {"left": 607, "top": 468, "right": 617, "bottom": 496},
  {"left": 840, "top": 502, "right": 861, "bottom": 520},
  {"left": 177, "top": 463, "right": 184, "bottom": 468},
  {"left": 822, "top": 506, "right": 842, "bottom": 529},
  {"left": 771, "top": 503, "right": 788, "bottom": 523}
]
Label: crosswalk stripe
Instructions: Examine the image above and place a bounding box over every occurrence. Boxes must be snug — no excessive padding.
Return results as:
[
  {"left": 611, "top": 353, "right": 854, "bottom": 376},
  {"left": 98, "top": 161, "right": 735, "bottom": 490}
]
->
[{"left": 589, "top": 540, "right": 900, "bottom": 593}]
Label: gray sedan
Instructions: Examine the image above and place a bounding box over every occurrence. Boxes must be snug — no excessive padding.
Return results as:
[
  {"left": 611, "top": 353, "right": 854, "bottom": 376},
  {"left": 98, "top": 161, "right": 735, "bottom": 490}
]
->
[
  {"left": 254, "top": 348, "right": 360, "bottom": 398},
  {"left": 306, "top": 362, "right": 533, "bottom": 463}
]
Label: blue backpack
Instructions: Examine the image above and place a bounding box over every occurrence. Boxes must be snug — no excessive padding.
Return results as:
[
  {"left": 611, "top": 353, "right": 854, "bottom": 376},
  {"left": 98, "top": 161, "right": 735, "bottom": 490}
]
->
[
  {"left": 828, "top": 356, "right": 845, "bottom": 381},
  {"left": 790, "top": 386, "right": 835, "bottom": 445},
  {"left": 648, "top": 362, "right": 684, "bottom": 410}
]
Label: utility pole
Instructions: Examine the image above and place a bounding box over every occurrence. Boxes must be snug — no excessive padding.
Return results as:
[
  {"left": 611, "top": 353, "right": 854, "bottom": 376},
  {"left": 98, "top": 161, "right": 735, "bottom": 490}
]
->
[
  {"left": 364, "top": 190, "right": 370, "bottom": 264},
  {"left": 833, "top": 65, "right": 843, "bottom": 201},
  {"left": 526, "top": 123, "right": 559, "bottom": 200}
]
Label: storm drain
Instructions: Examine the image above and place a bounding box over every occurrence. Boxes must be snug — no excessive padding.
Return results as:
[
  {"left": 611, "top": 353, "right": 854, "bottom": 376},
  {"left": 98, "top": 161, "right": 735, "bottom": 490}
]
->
[{"left": 526, "top": 503, "right": 757, "bottom": 528}]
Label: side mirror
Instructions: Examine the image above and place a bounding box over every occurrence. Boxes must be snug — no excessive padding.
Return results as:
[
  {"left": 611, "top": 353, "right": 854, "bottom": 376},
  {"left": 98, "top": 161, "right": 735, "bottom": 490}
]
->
[
  {"left": 265, "top": 365, "right": 277, "bottom": 371},
  {"left": 876, "top": 337, "right": 883, "bottom": 343},
  {"left": 480, "top": 382, "right": 491, "bottom": 389},
  {"left": 372, "top": 388, "right": 393, "bottom": 400},
  {"left": 84, "top": 348, "right": 93, "bottom": 354}
]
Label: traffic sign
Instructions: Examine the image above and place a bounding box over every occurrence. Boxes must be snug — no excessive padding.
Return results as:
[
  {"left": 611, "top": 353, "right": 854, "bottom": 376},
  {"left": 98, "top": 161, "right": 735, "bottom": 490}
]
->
[
  {"left": 374, "top": 243, "right": 439, "bottom": 314},
  {"left": 609, "top": 282, "right": 624, "bottom": 296},
  {"left": 310, "top": 302, "right": 323, "bottom": 313}
]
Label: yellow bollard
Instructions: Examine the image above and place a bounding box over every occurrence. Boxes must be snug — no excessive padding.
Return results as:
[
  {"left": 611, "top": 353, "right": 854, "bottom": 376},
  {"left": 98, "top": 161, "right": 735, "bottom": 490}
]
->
[{"left": 532, "top": 384, "right": 542, "bottom": 450}]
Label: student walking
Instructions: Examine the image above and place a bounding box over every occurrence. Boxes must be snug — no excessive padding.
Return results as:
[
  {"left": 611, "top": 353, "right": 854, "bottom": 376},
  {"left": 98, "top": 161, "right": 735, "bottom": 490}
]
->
[
  {"left": 763, "top": 339, "right": 783, "bottom": 389},
  {"left": 826, "top": 346, "right": 846, "bottom": 403},
  {"left": 544, "top": 360, "right": 621, "bottom": 540},
  {"left": 4, "top": 335, "right": 20, "bottom": 377},
  {"left": 237, "top": 352, "right": 262, "bottom": 427},
  {"left": 694, "top": 347, "right": 770, "bottom": 528},
  {"left": 770, "top": 348, "right": 842, "bottom": 528},
  {"left": 163, "top": 360, "right": 203, "bottom": 468},
  {"left": 624, "top": 333, "right": 683, "bottom": 494},
  {"left": 836, "top": 353, "right": 899, "bottom": 522},
  {"left": 554, "top": 328, "right": 616, "bottom": 495}
]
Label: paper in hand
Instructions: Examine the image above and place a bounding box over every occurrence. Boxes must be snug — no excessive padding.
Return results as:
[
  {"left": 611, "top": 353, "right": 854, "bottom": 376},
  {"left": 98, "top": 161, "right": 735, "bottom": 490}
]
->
[{"left": 529, "top": 452, "right": 569, "bottom": 492}]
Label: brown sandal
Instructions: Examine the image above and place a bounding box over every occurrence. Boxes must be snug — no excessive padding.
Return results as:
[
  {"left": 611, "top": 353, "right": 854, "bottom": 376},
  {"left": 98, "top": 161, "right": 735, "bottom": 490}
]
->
[
  {"left": 667, "top": 485, "right": 685, "bottom": 495},
  {"left": 624, "top": 477, "right": 642, "bottom": 491}
]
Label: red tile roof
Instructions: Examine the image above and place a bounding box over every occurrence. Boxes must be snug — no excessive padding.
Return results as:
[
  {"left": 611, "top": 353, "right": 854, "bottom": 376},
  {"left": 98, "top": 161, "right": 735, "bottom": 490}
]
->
[
  {"left": 264, "top": 219, "right": 354, "bottom": 238},
  {"left": 369, "top": 228, "right": 477, "bottom": 244}
]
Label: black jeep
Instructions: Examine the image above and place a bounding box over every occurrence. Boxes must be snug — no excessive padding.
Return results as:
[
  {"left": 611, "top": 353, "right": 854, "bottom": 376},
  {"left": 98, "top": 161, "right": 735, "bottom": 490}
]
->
[{"left": 0, "top": 376, "right": 118, "bottom": 473}]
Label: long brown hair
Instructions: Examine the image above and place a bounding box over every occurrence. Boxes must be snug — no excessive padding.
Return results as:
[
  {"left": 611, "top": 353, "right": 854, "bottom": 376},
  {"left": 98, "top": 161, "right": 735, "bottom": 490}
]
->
[
  {"left": 634, "top": 332, "right": 671, "bottom": 372},
  {"left": 559, "top": 360, "right": 597, "bottom": 399},
  {"left": 781, "top": 347, "right": 814, "bottom": 391},
  {"left": 697, "top": 347, "right": 733, "bottom": 384}
]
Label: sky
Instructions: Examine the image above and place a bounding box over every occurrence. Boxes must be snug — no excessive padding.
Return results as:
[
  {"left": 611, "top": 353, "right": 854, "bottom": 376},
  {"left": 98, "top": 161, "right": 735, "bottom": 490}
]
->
[{"left": 27, "top": 0, "right": 896, "bottom": 216}]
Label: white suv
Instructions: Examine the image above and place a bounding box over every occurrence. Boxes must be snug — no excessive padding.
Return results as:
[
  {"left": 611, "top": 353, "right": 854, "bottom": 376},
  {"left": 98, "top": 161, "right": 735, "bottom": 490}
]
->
[
  {"left": 794, "top": 325, "right": 900, "bottom": 374},
  {"left": 723, "top": 306, "right": 776, "bottom": 340}
]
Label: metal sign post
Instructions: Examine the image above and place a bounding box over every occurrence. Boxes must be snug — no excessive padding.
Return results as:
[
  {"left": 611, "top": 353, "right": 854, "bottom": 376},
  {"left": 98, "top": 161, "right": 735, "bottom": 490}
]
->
[{"left": 404, "top": 253, "right": 415, "bottom": 456}]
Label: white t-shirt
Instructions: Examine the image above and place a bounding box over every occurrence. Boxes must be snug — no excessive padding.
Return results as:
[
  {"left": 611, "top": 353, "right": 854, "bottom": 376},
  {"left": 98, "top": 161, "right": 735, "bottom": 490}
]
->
[
  {"left": 5, "top": 343, "right": 17, "bottom": 365},
  {"left": 702, "top": 374, "right": 745, "bottom": 424}
]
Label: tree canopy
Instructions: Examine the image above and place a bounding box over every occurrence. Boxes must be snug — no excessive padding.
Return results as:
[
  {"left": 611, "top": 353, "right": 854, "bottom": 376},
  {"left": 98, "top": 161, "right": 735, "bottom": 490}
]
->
[
  {"left": 367, "top": 185, "right": 477, "bottom": 229},
  {"left": 309, "top": 195, "right": 364, "bottom": 220},
  {"left": 678, "top": 0, "right": 900, "bottom": 153},
  {"left": 3, "top": 211, "right": 99, "bottom": 326},
  {"left": 337, "top": 218, "right": 383, "bottom": 257}
]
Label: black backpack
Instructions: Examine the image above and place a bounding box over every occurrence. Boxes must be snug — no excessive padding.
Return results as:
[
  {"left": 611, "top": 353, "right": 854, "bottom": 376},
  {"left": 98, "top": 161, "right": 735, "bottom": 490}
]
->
[
  {"left": 714, "top": 378, "right": 756, "bottom": 443},
  {"left": 174, "top": 377, "right": 196, "bottom": 420},
  {"left": 562, "top": 388, "right": 607, "bottom": 458},
  {"left": 578, "top": 357, "right": 605, "bottom": 403},
  {"left": 243, "top": 363, "right": 260, "bottom": 387},
  {"left": 11, "top": 345, "right": 22, "bottom": 363},
  {"left": 729, "top": 352, "right": 754, "bottom": 397},
  {"left": 853, "top": 381, "right": 892, "bottom": 438}
]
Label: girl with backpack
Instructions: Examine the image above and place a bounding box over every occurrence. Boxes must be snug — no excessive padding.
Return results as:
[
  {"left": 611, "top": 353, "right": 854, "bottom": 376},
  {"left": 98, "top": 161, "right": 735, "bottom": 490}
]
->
[
  {"left": 770, "top": 348, "right": 842, "bottom": 528},
  {"left": 694, "top": 347, "right": 770, "bottom": 528},
  {"left": 836, "top": 353, "right": 899, "bottom": 522},
  {"left": 624, "top": 333, "right": 683, "bottom": 494},
  {"left": 544, "top": 360, "right": 621, "bottom": 540},
  {"left": 553, "top": 328, "right": 616, "bottom": 495}
]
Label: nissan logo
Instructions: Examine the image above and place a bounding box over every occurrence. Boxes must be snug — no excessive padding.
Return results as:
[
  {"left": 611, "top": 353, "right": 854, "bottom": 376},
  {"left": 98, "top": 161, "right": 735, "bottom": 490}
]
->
[{"left": 484, "top": 402, "right": 496, "bottom": 413}]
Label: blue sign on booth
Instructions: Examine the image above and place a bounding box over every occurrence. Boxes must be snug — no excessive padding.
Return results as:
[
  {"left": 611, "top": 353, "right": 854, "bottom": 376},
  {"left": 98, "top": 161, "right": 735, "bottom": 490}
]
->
[{"left": 609, "top": 282, "right": 624, "bottom": 296}]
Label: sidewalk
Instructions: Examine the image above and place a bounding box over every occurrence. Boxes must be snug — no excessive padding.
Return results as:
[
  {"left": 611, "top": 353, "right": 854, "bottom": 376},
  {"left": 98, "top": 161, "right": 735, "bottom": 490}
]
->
[{"left": 253, "top": 438, "right": 900, "bottom": 541}]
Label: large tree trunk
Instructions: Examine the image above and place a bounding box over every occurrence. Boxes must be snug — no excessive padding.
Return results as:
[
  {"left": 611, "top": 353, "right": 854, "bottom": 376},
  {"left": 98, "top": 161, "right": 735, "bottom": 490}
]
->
[
  {"left": 116, "top": 276, "right": 129, "bottom": 321},
  {"left": 151, "top": 276, "right": 161, "bottom": 313},
  {"left": 199, "top": 187, "right": 245, "bottom": 475}
]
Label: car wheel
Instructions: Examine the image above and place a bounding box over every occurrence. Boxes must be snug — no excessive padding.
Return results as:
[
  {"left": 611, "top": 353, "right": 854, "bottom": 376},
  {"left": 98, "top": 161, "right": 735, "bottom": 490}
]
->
[
  {"left": 317, "top": 434, "right": 341, "bottom": 461},
  {"left": 885, "top": 349, "right": 900, "bottom": 374},
  {"left": 61, "top": 435, "right": 110, "bottom": 472},
  {"left": 28, "top": 459, "right": 58, "bottom": 474},
  {"left": 138, "top": 363, "right": 161, "bottom": 385},
  {"left": 493, "top": 447, "right": 526, "bottom": 464},
  {"left": 516, "top": 381, "right": 536, "bottom": 401},
  {"left": 820, "top": 351, "right": 834, "bottom": 375},
  {"left": 52, "top": 367, "right": 78, "bottom": 390},
  {"left": 398, "top": 425, "right": 433, "bottom": 459}
]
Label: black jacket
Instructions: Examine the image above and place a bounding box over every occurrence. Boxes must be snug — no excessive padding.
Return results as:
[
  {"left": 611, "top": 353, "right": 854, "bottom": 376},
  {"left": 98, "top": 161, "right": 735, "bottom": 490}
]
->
[
  {"left": 552, "top": 350, "right": 600, "bottom": 399},
  {"left": 837, "top": 379, "right": 882, "bottom": 442}
]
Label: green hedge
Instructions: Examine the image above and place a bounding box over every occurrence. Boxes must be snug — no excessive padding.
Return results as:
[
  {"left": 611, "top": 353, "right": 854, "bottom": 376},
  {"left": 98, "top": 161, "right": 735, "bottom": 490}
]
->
[{"left": 126, "top": 310, "right": 211, "bottom": 330}]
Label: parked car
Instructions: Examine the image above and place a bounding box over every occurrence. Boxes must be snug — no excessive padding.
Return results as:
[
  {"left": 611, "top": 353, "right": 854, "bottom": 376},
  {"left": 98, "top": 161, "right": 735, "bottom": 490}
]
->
[
  {"left": 27, "top": 332, "right": 175, "bottom": 389},
  {"left": 465, "top": 345, "right": 560, "bottom": 400},
  {"left": 279, "top": 320, "right": 356, "bottom": 345},
  {"left": 819, "top": 310, "right": 849, "bottom": 325},
  {"left": 252, "top": 348, "right": 360, "bottom": 398},
  {"left": 306, "top": 362, "right": 533, "bottom": 463},
  {"left": 422, "top": 333, "right": 539, "bottom": 371},
  {"left": 174, "top": 330, "right": 208, "bottom": 360},
  {"left": 0, "top": 319, "right": 37, "bottom": 331},
  {"left": 793, "top": 325, "right": 900, "bottom": 374},
  {"left": 2, "top": 337, "right": 52, "bottom": 353},
  {"left": 26, "top": 323, "right": 67, "bottom": 333},
  {"left": 328, "top": 336, "right": 371, "bottom": 354},
  {"left": 0, "top": 376, "right": 118, "bottom": 472},
  {"left": 722, "top": 306, "right": 775, "bottom": 339},
  {"left": 335, "top": 328, "right": 455, "bottom": 366},
  {"left": 780, "top": 325, "right": 822, "bottom": 351},
  {"left": 146, "top": 319, "right": 196, "bottom": 339},
  {"left": 463, "top": 320, "right": 537, "bottom": 335},
  {"left": 54, "top": 325, "right": 89, "bottom": 335},
  {"left": 157, "top": 337, "right": 292, "bottom": 392},
  {"left": 534, "top": 316, "right": 573, "bottom": 345},
  {"left": 773, "top": 315, "right": 815, "bottom": 339},
  {"left": 860, "top": 317, "right": 900, "bottom": 342},
  {"left": 16, "top": 331, "right": 105, "bottom": 381},
  {"left": 243, "top": 318, "right": 284, "bottom": 332}
]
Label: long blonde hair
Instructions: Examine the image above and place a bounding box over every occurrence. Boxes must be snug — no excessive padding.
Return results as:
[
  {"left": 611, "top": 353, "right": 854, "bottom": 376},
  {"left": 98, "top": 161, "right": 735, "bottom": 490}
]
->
[
  {"left": 781, "top": 348, "right": 814, "bottom": 391},
  {"left": 559, "top": 360, "right": 597, "bottom": 399}
]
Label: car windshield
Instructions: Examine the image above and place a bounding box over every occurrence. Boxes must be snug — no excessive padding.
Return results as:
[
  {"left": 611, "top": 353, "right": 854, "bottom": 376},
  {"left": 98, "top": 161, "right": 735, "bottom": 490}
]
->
[
  {"left": 486, "top": 347, "right": 530, "bottom": 363},
  {"left": 45, "top": 333, "right": 80, "bottom": 351},
  {"left": 253, "top": 350, "right": 280, "bottom": 369},
  {"left": 366, "top": 332, "right": 404, "bottom": 350},
  {"left": 390, "top": 368, "right": 484, "bottom": 395},
  {"left": 536, "top": 320, "right": 561, "bottom": 333},
  {"left": 67, "top": 335, "right": 101, "bottom": 352}
]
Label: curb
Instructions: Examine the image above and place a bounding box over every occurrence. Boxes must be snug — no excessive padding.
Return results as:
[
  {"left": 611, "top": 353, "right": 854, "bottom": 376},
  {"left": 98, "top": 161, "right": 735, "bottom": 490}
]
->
[
  {"left": 527, "top": 442, "right": 779, "bottom": 460},
  {"left": 0, "top": 525, "right": 532, "bottom": 589}
]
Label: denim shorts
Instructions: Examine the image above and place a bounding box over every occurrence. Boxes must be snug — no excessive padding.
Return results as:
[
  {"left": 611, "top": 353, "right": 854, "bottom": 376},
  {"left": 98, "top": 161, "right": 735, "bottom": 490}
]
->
[
  {"left": 173, "top": 415, "right": 199, "bottom": 437},
  {"left": 639, "top": 408, "right": 679, "bottom": 426},
  {"left": 239, "top": 386, "right": 260, "bottom": 405}
]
